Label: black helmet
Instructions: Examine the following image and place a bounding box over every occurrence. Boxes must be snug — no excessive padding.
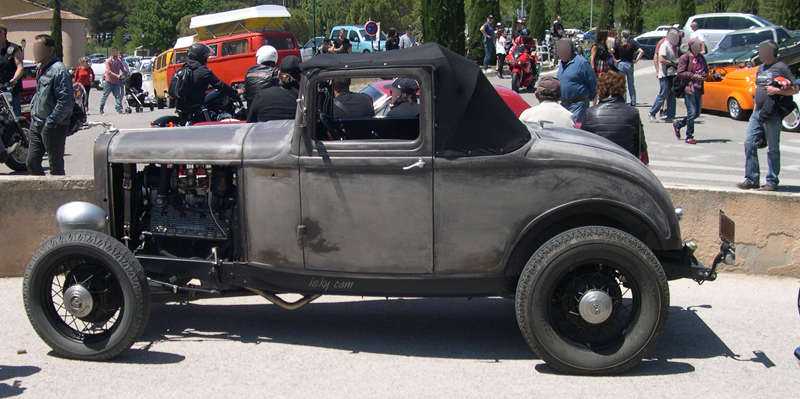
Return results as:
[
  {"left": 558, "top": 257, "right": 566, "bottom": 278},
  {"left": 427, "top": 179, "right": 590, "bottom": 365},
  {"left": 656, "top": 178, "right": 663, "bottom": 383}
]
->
[
  {"left": 188, "top": 43, "right": 213, "bottom": 64},
  {"left": 520, "top": 28, "right": 531, "bottom": 37}
]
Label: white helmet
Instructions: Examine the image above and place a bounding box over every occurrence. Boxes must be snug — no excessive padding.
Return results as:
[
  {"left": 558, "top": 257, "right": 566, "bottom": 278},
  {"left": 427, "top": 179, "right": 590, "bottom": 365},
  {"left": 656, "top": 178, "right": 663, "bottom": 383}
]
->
[{"left": 256, "top": 45, "right": 278, "bottom": 65}]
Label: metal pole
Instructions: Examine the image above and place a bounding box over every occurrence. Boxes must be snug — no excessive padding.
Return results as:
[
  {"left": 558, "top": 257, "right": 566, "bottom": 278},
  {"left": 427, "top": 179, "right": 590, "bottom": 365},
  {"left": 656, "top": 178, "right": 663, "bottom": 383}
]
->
[
  {"left": 590, "top": 0, "right": 593, "bottom": 29},
  {"left": 312, "top": 0, "right": 316, "bottom": 57}
]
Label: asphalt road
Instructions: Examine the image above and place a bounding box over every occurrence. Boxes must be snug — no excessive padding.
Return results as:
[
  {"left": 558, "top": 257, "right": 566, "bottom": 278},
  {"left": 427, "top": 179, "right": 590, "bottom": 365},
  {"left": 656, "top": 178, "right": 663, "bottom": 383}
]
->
[
  {"left": 2, "top": 273, "right": 799, "bottom": 398},
  {"left": 3, "top": 62, "right": 798, "bottom": 192}
]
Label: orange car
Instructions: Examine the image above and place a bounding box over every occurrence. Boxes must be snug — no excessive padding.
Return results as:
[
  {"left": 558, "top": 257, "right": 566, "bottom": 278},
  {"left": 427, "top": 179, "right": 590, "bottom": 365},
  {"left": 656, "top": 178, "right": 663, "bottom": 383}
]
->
[{"left": 702, "top": 66, "right": 757, "bottom": 121}]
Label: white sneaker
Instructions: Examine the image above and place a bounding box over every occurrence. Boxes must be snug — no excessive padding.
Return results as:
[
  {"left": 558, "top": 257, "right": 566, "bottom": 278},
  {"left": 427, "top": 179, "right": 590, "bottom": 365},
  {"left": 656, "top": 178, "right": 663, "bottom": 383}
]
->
[{"left": 647, "top": 113, "right": 655, "bottom": 122}]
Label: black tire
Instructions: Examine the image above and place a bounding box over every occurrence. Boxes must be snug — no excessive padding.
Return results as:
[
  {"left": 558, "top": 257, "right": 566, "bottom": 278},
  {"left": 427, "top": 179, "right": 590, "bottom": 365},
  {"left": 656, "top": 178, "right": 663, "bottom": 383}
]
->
[
  {"left": 728, "top": 97, "right": 749, "bottom": 121},
  {"left": 150, "top": 105, "right": 155, "bottom": 112},
  {"left": 511, "top": 72, "right": 521, "bottom": 92},
  {"left": 23, "top": 230, "right": 150, "bottom": 361},
  {"left": 4, "top": 126, "right": 29, "bottom": 172},
  {"left": 515, "top": 226, "right": 669, "bottom": 375},
  {"left": 167, "top": 96, "right": 176, "bottom": 109},
  {"left": 156, "top": 95, "right": 165, "bottom": 109}
]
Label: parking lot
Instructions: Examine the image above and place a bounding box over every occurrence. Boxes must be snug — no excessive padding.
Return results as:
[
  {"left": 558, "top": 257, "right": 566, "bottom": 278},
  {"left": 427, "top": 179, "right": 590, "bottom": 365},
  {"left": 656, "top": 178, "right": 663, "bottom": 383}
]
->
[{"left": 1, "top": 273, "right": 799, "bottom": 398}]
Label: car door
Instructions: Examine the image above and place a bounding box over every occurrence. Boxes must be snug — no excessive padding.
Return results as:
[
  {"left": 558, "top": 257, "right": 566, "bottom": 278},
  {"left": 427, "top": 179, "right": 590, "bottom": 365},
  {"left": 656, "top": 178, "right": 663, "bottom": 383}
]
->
[{"left": 298, "top": 71, "right": 434, "bottom": 274}]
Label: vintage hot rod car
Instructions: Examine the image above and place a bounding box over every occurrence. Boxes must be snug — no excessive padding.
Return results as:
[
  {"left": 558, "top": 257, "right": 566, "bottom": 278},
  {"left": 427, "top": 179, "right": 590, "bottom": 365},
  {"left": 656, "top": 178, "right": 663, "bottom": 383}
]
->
[{"left": 23, "top": 44, "right": 735, "bottom": 375}]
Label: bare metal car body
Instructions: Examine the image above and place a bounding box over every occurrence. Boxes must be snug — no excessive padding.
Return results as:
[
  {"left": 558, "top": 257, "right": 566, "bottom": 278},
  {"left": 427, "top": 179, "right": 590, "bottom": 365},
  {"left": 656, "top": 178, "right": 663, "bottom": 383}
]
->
[{"left": 24, "top": 44, "right": 734, "bottom": 375}]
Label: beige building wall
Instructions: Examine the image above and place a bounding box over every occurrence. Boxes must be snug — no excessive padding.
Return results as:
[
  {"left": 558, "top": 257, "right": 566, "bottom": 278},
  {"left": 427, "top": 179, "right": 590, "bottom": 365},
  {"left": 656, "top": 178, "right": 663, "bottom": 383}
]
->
[{"left": 5, "top": 20, "right": 86, "bottom": 68}]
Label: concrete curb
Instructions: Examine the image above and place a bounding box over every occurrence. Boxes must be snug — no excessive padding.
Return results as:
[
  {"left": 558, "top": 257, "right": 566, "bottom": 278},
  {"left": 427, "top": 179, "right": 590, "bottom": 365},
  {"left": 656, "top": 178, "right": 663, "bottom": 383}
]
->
[{"left": 1, "top": 177, "right": 799, "bottom": 279}]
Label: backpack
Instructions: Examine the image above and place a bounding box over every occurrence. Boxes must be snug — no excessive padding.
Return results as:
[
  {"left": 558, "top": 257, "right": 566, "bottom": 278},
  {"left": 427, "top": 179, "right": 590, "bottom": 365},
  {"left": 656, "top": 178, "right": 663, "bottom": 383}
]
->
[{"left": 168, "top": 65, "right": 193, "bottom": 100}]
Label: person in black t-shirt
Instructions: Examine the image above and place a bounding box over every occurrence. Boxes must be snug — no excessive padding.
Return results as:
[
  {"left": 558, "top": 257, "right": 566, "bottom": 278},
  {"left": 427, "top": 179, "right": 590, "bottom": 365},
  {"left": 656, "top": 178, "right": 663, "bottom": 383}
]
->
[
  {"left": 332, "top": 29, "right": 352, "bottom": 54},
  {"left": 613, "top": 30, "right": 643, "bottom": 106},
  {"left": 552, "top": 15, "right": 564, "bottom": 39},
  {"left": 0, "top": 24, "right": 24, "bottom": 117},
  {"left": 738, "top": 40, "right": 799, "bottom": 192},
  {"left": 247, "top": 56, "right": 302, "bottom": 123},
  {"left": 385, "top": 78, "right": 419, "bottom": 118},
  {"left": 332, "top": 78, "right": 373, "bottom": 119}
]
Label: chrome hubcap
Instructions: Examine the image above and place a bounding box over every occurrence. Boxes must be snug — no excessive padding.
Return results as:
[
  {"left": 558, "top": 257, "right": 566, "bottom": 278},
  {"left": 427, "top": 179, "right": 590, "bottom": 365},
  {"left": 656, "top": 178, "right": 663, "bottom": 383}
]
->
[
  {"left": 64, "top": 284, "right": 93, "bottom": 318},
  {"left": 578, "top": 289, "right": 613, "bottom": 324}
]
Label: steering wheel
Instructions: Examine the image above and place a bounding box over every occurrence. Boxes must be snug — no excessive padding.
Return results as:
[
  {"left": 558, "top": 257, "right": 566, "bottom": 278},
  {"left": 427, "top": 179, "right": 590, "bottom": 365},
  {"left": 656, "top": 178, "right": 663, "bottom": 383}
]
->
[{"left": 319, "top": 112, "right": 346, "bottom": 140}]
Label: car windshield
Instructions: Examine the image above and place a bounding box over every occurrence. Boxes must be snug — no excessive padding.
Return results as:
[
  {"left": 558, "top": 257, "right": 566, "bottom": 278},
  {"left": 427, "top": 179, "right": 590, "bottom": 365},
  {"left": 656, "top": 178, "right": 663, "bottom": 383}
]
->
[
  {"left": 750, "top": 15, "right": 775, "bottom": 27},
  {"left": 359, "top": 29, "right": 386, "bottom": 40},
  {"left": 716, "top": 30, "right": 774, "bottom": 50},
  {"left": 264, "top": 36, "right": 296, "bottom": 50}
]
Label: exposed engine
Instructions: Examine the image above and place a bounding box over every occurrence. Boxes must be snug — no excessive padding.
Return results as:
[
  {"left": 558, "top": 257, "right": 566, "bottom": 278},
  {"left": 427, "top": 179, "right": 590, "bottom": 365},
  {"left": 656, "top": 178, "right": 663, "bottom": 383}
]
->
[{"left": 139, "top": 164, "right": 239, "bottom": 260}]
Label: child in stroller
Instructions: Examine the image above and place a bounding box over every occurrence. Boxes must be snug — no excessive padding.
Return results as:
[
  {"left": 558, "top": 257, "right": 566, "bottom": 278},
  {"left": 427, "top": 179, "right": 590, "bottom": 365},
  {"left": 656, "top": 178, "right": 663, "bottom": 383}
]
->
[{"left": 124, "top": 72, "right": 155, "bottom": 113}]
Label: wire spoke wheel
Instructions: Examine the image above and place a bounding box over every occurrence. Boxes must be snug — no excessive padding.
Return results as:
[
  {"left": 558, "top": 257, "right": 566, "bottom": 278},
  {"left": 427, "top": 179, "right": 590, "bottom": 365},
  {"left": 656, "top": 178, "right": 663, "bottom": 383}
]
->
[
  {"left": 515, "top": 227, "right": 669, "bottom": 375},
  {"left": 24, "top": 230, "right": 150, "bottom": 360}
]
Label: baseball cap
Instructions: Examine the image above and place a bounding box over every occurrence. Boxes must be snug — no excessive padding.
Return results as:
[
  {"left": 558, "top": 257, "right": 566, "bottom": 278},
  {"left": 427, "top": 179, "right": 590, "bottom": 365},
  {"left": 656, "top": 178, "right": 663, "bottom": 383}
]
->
[
  {"left": 536, "top": 76, "right": 561, "bottom": 98},
  {"left": 384, "top": 77, "right": 419, "bottom": 94},
  {"left": 405, "top": 25, "right": 412, "bottom": 30},
  {"left": 488, "top": 14, "right": 494, "bottom": 19}
]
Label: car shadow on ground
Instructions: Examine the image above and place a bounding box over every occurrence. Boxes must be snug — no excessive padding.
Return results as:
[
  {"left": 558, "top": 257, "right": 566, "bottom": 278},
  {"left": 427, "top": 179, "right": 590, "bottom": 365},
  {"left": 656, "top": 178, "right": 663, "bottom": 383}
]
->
[
  {"left": 140, "top": 297, "right": 737, "bottom": 375},
  {"left": 0, "top": 365, "right": 40, "bottom": 398}
]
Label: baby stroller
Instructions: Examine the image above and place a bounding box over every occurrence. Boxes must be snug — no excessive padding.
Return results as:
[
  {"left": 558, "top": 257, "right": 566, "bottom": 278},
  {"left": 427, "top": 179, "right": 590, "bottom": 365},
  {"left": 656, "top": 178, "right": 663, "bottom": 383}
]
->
[{"left": 124, "top": 72, "right": 155, "bottom": 113}]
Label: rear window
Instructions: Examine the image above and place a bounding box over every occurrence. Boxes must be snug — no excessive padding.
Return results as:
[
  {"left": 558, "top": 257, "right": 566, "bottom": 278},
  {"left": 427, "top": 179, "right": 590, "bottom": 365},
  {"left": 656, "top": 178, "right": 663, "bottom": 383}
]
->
[
  {"left": 264, "top": 36, "right": 296, "bottom": 50},
  {"left": 718, "top": 30, "right": 774, "bottom": 50},
  {"left": 172, "top": 51, "right": 187, "bottom": 64},
  {"left": 22, "top": 66, "right": 36, "bottom": 79},
  {"left": 221, "top": 39, "right": 249, "bottom": 57}
]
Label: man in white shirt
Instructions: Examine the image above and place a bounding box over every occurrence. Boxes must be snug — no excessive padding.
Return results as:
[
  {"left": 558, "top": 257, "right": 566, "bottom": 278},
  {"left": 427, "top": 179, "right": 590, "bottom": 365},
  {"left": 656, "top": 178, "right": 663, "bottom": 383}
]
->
[
  {"left": 689, "top": 21, "right": 707, "bottom": 54},
  {"left": 647, "top": 28, "right": 680, "bottom": 122},
  {"left": 519, "top": 77, "right": 576, "bottom": 128},
  {"left": 399, "top": 25, "right": 416, "bottom": 49}
]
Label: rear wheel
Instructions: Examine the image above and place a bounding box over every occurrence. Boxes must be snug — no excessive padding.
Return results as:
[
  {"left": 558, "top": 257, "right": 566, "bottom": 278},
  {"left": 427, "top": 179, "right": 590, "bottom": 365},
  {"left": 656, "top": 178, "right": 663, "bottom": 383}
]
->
[
  {"left": 511, "top": 72, "right": 521, "bottom": 92},
  {"left": 783, "top": 106, "right": 800, "bottom": 132},
  {"left": 4, "top": 126, "right": 29, "bottom": 172},
  {"left": 515, "top": 226, "right": 669, "bottom": 375},
  {"left": 728, "top": 97, "right": 748, "bottom": 121},
  {"left": 167, "top": 96, "right": 175, "bottom": 109},
  {"left": 23, "top": 230, "right": 150, "bottom": 360},
  {"left": 156, "top": 95, "right": 165, "bottom": 109}
]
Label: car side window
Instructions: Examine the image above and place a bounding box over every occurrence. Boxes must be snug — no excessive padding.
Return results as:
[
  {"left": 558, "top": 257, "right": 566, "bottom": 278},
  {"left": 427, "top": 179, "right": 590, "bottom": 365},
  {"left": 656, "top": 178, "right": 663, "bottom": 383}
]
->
[
  {"left": 707, "top": 17, "right": 729, "bottom": 30},
  {"left": 731, "top": 17, "right": 754, "bottom": 30},
  {"left": 692, "top": 17, "right": 706, "bottom": 29},
  {"left": 777, "top": 28, "right": 791, "bottom": 43},
  {"left": 349, "top": 31, "right": 359, "bottom": 42},
  {"left": 221, "top": 40, "right": 249, "bottom": 57},
  {"left": 206, "top": 44, "right": 218, "bottom": 59},
  {"left": 313, "top": 76, "right": 421, "bottom": 142}
]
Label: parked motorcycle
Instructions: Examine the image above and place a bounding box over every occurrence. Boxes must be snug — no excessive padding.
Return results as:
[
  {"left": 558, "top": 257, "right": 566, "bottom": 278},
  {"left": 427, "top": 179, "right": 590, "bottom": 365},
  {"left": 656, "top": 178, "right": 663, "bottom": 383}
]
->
[
  {"left": 151, "top": 89, "right": 246, "bottom": 128},
  {"left": 507, "top": 45, "right": 541, "bottom": 93},
  {"left": 0, "top": 84, "right": 30, "bottom": 171}
]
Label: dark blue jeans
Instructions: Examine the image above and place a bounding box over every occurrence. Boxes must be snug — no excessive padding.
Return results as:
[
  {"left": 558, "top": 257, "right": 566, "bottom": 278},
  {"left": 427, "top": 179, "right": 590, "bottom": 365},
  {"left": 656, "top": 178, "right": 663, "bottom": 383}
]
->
[
  {"left": 648, "top": 77, "right": 675, "bottom": 119},
  {"left": 744, "top": 108, "right": 783, "bottom": 187},
  {"left": 675, "top": 93, "right": 702, "bottom": 139},
  {"left": 483, "top": 41, "right": 493, "bottom": 69}
]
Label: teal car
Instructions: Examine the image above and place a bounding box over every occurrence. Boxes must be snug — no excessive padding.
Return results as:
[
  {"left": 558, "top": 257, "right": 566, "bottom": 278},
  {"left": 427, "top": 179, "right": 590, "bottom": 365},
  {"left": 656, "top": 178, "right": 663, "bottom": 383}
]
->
[
  {"left": 329, "top": 25, "right": 386, "bottom": 53},
  {"left": 705, "top": 26, "right": 800, "bottom": 68}
]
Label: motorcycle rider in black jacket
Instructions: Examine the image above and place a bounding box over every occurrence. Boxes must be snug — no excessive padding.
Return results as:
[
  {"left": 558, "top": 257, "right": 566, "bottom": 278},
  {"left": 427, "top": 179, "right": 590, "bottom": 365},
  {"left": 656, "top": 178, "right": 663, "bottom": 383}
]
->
[
  {"left": 244, "top": 45, "right": 279, "bottom": 109},
  {"left": 175, "top": 43, "right": 242, "bottom": 123}
]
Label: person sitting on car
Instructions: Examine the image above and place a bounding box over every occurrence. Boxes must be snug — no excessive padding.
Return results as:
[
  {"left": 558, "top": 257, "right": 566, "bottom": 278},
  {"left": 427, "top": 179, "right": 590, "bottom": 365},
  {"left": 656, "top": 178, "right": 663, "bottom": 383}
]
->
[
  {"left": 176, "top": 43, "right": 243, "bottom": 123},
  {"left": 332, "top": 78, "right": 373, "bottom": 119},
  {"left": 244, "top": 45, "right": 279, "bottom": 109},
  {"left": 385, "top": 78, "right": 419, "bottom": 118},
  {"left": 247, "top": 55, "right": 302, "bottom": 123}
]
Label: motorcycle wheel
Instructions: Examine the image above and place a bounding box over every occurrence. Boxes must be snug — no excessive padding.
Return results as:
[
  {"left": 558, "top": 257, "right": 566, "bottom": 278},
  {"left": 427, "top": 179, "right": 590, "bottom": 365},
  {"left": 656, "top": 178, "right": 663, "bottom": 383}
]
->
[
  {"left": 511, "top": 72, "right": 521, "bottom": 92},
  {"left": 4, "top": 126, "right": 30, "bottom": 172}
]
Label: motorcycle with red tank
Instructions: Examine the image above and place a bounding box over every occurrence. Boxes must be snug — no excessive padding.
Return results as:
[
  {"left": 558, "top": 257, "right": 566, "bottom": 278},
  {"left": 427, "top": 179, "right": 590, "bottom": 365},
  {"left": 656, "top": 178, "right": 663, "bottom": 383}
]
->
[{"left": 506, "top": 44, "right": 540, "bottom": 93}]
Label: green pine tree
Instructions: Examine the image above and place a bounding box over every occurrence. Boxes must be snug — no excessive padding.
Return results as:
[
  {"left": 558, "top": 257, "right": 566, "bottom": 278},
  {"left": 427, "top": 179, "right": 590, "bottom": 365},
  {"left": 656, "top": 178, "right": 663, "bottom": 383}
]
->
[
  {"left": 740, "top": 0, "right": 759, "bottom": 15},
  {"left": 51, "top": 0, "right": 63, "bottom": 60},
  {"left": 420, "top": 0, "right": 465, "bottom": 54},
  {"left": 597, "top": 0, "right": 615, "bottom": 30},
  {"left": 709, "top": 0, "right": 727, "bottom": 13},
  {"left": 621, "top": 0, "right": 643, "bottom": 34},
  {"left": 527, "top": 0, "right": 548, "bottom": 41},
  {"left": 678, "top": 0, "right": 696, "bottom": 29},
  {"left": 777, "top": 0, "right": 800, "bottom": 30}
]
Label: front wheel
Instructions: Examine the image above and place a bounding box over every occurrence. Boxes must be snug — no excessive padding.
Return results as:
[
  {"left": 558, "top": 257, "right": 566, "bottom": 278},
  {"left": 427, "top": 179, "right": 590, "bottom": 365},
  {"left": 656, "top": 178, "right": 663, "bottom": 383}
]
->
[
  {"left": 511, "top": 72, "right": 521, "bottom": 92},
  {"left": 4, "top": 126, "right": 29, "bottom": 171},
  {"left": 515, "top": 226, "right": 669, "bottom": 375},
  {"left": 783, "top": 106, "right": 800, "bottom": 132},
  {"left": 728, "top": 97, "right": 748, "bottom": 121},
  {"left": 23, "top": 230, "right": 150, "bottom": 360}
]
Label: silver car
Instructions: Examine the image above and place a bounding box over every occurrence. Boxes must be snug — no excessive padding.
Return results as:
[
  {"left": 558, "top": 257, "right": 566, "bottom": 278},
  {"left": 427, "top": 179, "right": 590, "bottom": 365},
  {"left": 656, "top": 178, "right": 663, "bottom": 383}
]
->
[{"left": 22, "top": 44, "right": 735, "bottom": 375}]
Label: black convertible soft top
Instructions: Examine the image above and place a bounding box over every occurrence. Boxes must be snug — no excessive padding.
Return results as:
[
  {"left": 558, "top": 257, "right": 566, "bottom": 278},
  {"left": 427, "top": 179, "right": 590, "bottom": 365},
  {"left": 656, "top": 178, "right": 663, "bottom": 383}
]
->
[{"left": 301, "top": 43, "right": 531, "bottom": 157}]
